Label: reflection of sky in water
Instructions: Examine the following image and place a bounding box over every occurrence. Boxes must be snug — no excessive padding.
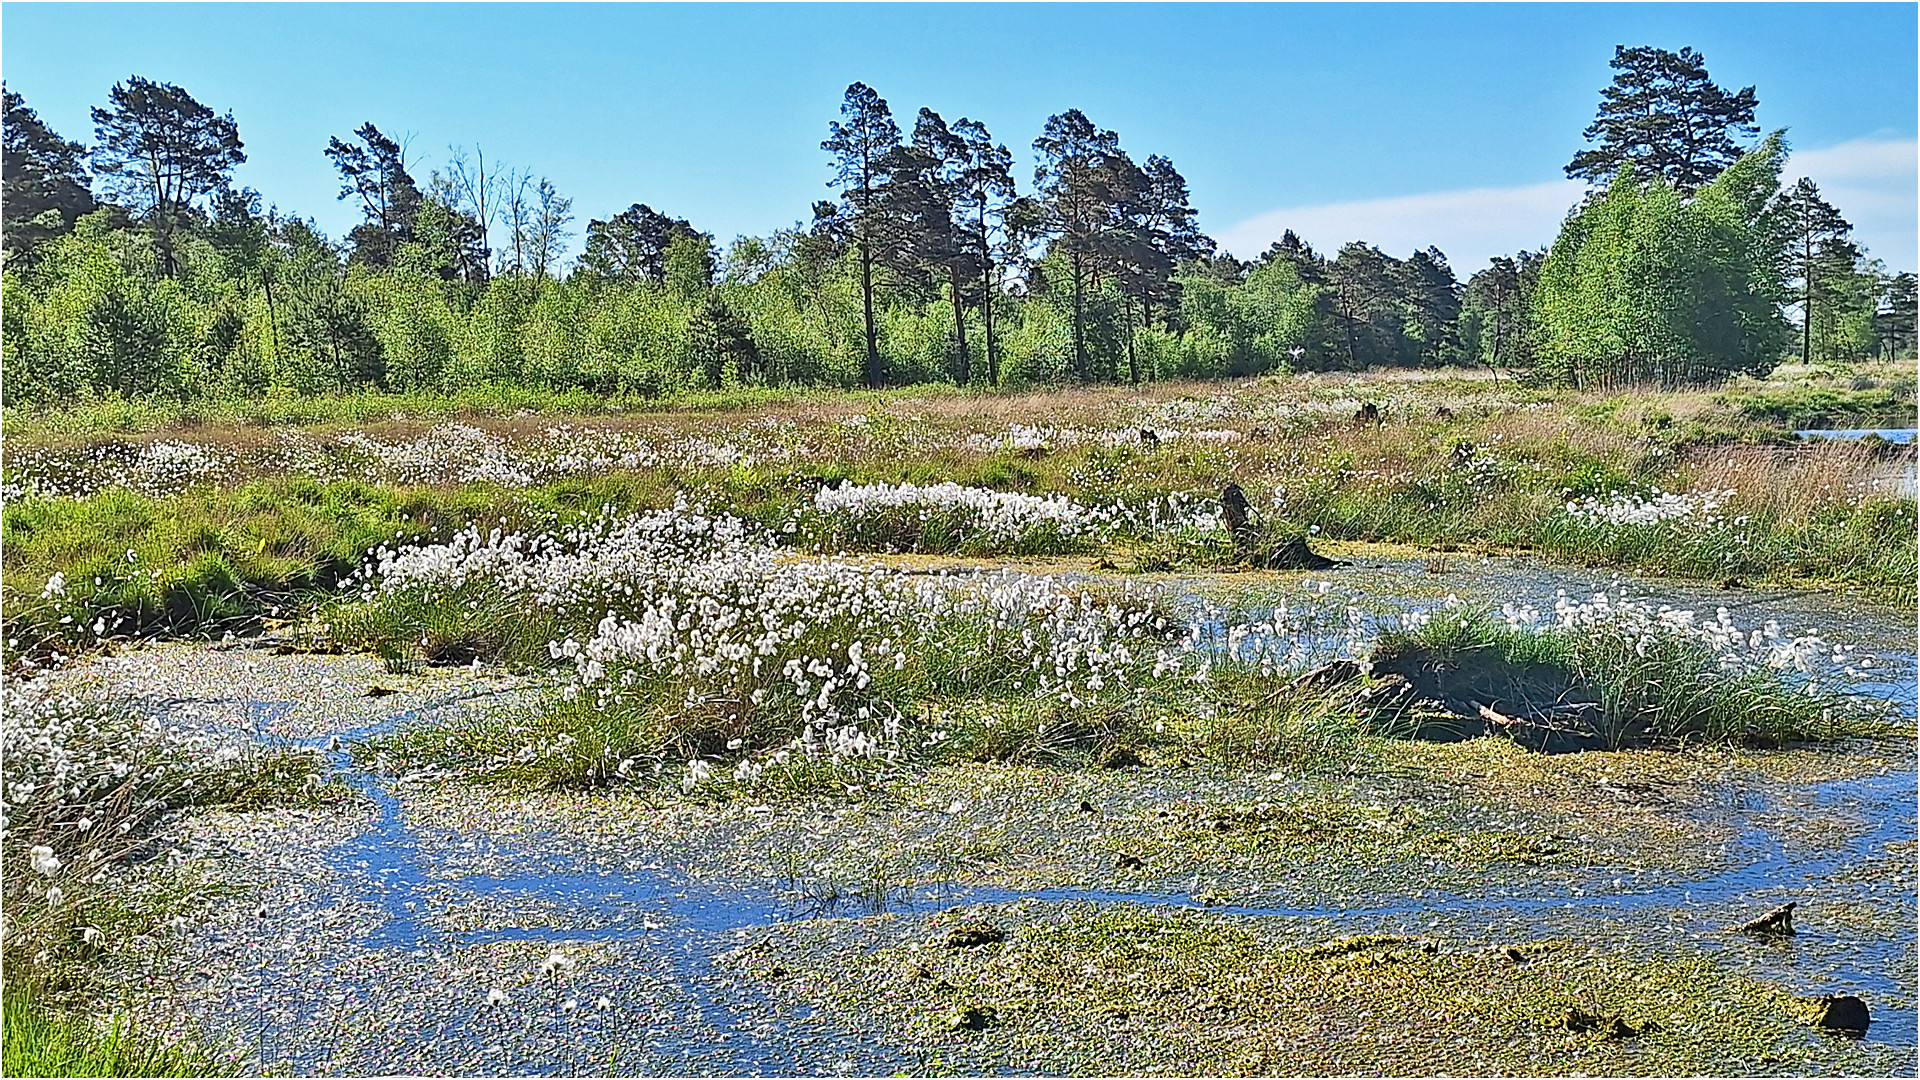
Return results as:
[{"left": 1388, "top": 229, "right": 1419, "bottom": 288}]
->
[
  {"left": 1184, "top": 555, "right": 1918, "bottom": 721},
  {"left": 1796, "top": 429, "right": 1917, "bottom": 443},
  {"left": 229, "top": 552, "right": 1916, "bottom": 1070}
]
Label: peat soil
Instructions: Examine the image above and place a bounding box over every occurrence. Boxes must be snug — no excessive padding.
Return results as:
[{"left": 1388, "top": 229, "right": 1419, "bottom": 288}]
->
[{"left": 44, "top": 569, "right": 1920, "bottom": 1076}]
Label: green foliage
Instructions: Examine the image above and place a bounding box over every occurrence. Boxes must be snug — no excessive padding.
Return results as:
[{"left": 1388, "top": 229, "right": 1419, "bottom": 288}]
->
[
  {"left": 1535, "top": 137, "right": 1789, "bottom": 386},
  {"left": 1565, "top": 45, "right": 1759, "bottom": 193},
  {"left": 1387, "top": 608, "right": 1883, "bottom": 748},
  {"left": 5, "top": 60, "right": 1909, "bottom": 405},
  {"left": 3, "top": 86, "right": 99, "bottom": 261},
  {"left": 3, "top": 990, "right": 240, "bottom": 1078}
]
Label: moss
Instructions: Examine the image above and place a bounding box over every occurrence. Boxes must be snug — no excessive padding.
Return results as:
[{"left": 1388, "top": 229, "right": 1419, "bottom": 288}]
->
[{"left": 739, "top": 902, "right": 1907, "bottom": 1075}]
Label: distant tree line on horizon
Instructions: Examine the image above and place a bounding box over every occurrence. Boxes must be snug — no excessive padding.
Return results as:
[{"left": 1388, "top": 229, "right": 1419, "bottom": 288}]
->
[{"left": 3, "top": 45, "right": 1913, "bottom": 406}]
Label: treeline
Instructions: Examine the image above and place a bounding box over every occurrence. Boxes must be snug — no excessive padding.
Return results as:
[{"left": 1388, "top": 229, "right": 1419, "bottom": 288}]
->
[{"left": 3, "top": 47, "right": 1914, "bottom": 406}]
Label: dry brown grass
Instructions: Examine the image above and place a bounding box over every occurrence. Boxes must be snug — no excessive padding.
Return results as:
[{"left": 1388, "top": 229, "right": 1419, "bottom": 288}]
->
[{"left": 1685, "top": 440, "right": 1901, "bottom": 518}]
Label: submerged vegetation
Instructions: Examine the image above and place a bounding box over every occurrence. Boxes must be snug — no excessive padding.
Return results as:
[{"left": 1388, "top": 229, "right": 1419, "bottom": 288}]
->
[
  {"left": 739, "top": 904, "right": 1907, "bottom": 1076},
  {"left": 1, "top": 37, "right": 1913, "bottom": 1077}
]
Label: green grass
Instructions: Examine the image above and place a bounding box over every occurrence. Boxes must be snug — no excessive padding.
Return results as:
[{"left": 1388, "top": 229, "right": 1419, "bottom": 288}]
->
[
  {"left": 1381, "top": 609, "right": 1889, "bottom": 749},
  {"left": 5, "top": 372, "right": 1914, "bottom": 667},
  {"left": 3, "top": 990, "right": 237, "bottom": 1078},
  {"left": 1717, "top": 384, "right": 1916, "bottom": 429},
  {"left": 0, "top": 476, "right": 680, "bottom": 661}
]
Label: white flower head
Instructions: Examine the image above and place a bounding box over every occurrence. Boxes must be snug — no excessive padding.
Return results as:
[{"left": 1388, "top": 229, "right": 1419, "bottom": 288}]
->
[
  {"left": 540, "top": 948, "right": 576, "bottom": 978},
  {"left": 28, "top": 846, "right": 60, "bottom": 877}
]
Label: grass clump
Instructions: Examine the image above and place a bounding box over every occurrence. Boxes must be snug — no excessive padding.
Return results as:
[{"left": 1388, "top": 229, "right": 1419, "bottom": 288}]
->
[
  {"left": 345, "top": 506, "right": 1188, "bottom": 793},
  {"left": 2, "top": 685, "right": 334, "bottom": 997},
  {"left": 1717, "top": 383, "right": 1915, "bottom": 429},
  {"left": 0, "top": 475, "right": 683, "bottom": 664},
  {"left": 3, "top": 989, "right": 238, "bottom": 1079},
  {"left": 1374, "top": 596, "right": 1892, "bottom": 750}
]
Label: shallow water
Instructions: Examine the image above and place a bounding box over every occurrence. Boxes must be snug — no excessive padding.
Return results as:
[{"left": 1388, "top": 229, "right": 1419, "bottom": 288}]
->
[
  {"left": 301, "top": 749, "right": 1914, "bottom": 1055},
  {"left": 1796, "top": 429, "right": 1918, "bottom": 443},
  {"left": 252, "top": 546, "right": 1918, "bottom": 1068},
  {"left": 1794, "top": 428, "right": 1920, "bottom": 495},
  {"left": 111, "top": 554, "right": 1920, "bottom": 1072}
]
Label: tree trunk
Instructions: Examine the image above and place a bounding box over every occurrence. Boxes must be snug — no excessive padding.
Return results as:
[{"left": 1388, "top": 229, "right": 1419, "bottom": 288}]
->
[
  {"left": 1802, "top": 236, "right": 1814, "bottom": 367},
  {"left": 860, "top": 237, "right": 881, "bottom": 388},
  {"left": 1071, "top": 251, "right": 1088, "bottom": 382},
  {"left": 1124, "top": 293, "right": 1139, "bottom": 385},
  {"left": 261, "top": 270, "right": 282, "bottom": 368},
  {"left": 1339, "top": 288, "right": 1360, "bottom": 370},
  {"left": 950, "top": 266, "right": 970, "bottom": 386},
  {"left": 983, "top": 275, "right": 999, "bottom": 387},
  {"left": 977, "top": 201, "right": 999, "bottom": 386}
]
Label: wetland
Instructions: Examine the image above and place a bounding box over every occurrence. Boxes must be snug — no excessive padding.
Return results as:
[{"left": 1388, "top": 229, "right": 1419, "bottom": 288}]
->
[{"left": 4, "top": 369, "right": 1915, "bottom": 1076}]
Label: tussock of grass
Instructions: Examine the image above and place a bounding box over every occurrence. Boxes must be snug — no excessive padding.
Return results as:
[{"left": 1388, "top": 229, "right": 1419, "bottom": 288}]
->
[
  {"left": 1380, "top": 608, "right": 1888, "bottom": 750},
  {"left": 2, "top": 990, "right": 238, "bottom": 1079}
]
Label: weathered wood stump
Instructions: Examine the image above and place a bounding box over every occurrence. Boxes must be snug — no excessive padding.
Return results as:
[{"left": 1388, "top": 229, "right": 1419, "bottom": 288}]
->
[
  {"left": 1220, "top": 483, "right": 1253, "bottom": 552},
  {"left": 1732, "top": 901, "right": 1796, "bottom": 936}
]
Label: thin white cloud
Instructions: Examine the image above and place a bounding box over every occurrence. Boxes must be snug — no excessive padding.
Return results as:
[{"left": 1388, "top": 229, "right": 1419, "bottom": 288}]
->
[
  {"left": 1784, "top": 137, "right": 1917, "bottom": 273},
  {"left": 1222, "top": 137, "right": 1917, "bottom": 275},
  {"left": 1217, "top": 180, "right": 1586, "bottom": 274}
]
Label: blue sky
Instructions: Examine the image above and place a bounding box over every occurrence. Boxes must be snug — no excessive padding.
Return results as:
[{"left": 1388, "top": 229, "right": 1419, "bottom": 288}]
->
[{"left": 4, "top": 3, "right": 1915, "bottom": 272}]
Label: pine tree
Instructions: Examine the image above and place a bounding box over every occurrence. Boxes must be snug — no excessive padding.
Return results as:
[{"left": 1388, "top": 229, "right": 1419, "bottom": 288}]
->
[
  {"left": 1771, "top": 178, "right": 1857, "bottom": 367},
  {"left": 579, "top": 203, "right": 693, "bottom": 284},
  {"left": 947, "top": 118, "right": 1016, "bottom": 385},
  {"left": 1566, "top": 45, "right": 1758, "bottom": 194},
  {"left": 326, "top": 123, "right": 422, "bottom": 268},
  {"left": 90, "top": 76, "right": 246, "bottom": 276},
  {"left": 3, "top": 85, "right": 97, "bottom": 261},
  {"left": 822, "top": 83, "right": 901, "bottom": 388},
  {"left": 1031, "top": 109, "right": 1126, "bottom": 381},
  {"left": 895, "top": 109, "right": 981, "bottom": 385},
  {"left": 1875, "top": 273, "right": 1917, "bottom": 360}
]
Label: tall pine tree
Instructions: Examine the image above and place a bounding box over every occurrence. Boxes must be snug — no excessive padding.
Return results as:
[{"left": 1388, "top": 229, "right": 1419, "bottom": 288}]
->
[
  {"left": 90, "top": 76, "right": 246, "bottom": 276},
  {"left": 326, "top": 123, "right": 423, "bottom": 269},
  {"left": 1566, "top": 45, "right": 1758, "bottom": 194},
  {"left": 1771, "top": 178, "right": 1858, "bottom": 367},
  {"left": 822, "top": 83, "right": 901, "bottom": 388}
]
